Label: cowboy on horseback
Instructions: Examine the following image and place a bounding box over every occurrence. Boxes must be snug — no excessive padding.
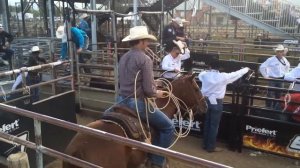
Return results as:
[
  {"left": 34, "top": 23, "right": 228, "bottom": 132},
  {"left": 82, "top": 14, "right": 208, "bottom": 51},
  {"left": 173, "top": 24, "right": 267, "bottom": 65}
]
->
[{"left": 114, "top": 26, "right": 174, "bottom": 168}]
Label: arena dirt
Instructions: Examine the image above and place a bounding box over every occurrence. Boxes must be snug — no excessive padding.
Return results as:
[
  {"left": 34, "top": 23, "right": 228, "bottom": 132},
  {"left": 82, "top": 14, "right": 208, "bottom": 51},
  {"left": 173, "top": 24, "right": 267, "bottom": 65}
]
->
[{"left": 46, "top": 113, "right": 300, "bottom": 168}]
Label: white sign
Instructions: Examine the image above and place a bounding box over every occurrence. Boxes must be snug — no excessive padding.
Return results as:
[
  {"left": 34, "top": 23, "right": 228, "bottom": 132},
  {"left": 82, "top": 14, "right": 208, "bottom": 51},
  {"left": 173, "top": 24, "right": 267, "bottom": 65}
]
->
[
  {"left": 287, "top": 135, "right": 300, "bottom": 153},
  {"left": 245, "top": 125, "right": 277, "bottom": 137}
]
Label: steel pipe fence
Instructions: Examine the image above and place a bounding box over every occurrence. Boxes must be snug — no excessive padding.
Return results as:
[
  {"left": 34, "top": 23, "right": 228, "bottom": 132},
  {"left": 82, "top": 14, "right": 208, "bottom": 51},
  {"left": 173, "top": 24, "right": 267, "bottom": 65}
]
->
[
  {"left": 0, "top": 103, "right": 231, "bottom": 168},
  {"left": 190, "top": 40, "right": 300, "bottom": 65}
]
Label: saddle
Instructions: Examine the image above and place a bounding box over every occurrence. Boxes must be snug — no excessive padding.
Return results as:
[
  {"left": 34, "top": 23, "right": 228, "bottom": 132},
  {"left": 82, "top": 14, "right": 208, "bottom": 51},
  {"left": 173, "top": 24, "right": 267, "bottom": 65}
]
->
[{"left": 102, "top": 105, "right": 150, "bottom": 142}]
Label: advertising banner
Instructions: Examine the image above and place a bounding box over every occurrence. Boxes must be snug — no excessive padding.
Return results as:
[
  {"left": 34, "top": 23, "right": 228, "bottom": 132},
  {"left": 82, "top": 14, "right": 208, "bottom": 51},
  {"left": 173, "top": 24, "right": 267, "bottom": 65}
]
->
[
  {"left": 0, "top": 91, "right": 76, "bottom": 167},
  {"left": 243, "top": 116, "right": 300, "bottom": 159}
]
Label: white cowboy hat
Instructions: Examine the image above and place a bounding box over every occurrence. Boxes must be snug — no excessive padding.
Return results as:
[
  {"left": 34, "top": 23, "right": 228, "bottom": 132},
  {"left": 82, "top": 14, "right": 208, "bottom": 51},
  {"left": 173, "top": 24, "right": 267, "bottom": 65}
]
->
[
  {"left": 31, "top": 46, "right": 40, "bottom": 52},
  {"left": 274, "top": 44, "right": 285, "bottom": 51},
  {"left": 80, "top": 13, "right": 89, "bottom": 19},
  {"left": 173, "top": 40, "right": 186, "bottom": 54},
  {"left": 56, "top": 25, "right": 65, "bottom": 39},
  {"left": 122, "top": 26, "right": 157, "bottom": 42},
  {"left": 172, "top": 17, "right": 183, "bottom": 27},
  {"left": 0, "top": 24, "right": 3, "bottom": 29}
]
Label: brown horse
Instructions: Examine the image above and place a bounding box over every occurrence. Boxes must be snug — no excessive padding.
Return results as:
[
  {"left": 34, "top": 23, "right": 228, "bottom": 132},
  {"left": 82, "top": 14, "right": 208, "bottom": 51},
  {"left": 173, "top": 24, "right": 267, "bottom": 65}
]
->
[{"left": 63, "top": 74, "right": 207, "bottom": 168}]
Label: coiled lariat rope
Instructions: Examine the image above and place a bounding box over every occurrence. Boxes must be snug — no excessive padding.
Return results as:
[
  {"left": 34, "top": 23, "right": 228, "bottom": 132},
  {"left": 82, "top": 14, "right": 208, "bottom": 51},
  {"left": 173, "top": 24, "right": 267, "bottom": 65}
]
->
[{"left": 134, "top": 71, "right": 194, "bottom": 148}]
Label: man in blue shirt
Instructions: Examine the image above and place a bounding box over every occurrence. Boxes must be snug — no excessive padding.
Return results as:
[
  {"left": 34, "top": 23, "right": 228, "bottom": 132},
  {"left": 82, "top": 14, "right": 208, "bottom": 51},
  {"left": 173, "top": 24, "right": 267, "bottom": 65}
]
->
[{"left": 57, "top": 25, "right": 88, "bottom": 60}]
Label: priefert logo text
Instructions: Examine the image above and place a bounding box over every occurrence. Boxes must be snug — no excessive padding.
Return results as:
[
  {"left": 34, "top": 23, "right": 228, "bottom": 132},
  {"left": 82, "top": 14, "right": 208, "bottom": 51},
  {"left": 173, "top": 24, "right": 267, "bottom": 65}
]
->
[
  {"left": 246, "top": 125, "right": 277, "bottom": 137},
  {"left": 0, "top": 120, "right": 20, "bottom": 133}
]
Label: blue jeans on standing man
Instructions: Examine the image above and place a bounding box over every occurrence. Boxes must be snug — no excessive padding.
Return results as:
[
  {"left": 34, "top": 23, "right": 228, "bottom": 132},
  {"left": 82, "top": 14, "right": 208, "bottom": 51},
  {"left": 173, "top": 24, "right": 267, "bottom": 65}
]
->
[
  {"left": 266, "top": 80, "right": 283, "bottom": 110},
  {"left": 113, "top": 95, "right": 175, "bottom": 167},
  {"left": 203, "top": 98, "right": 223, "bottom": 151}
]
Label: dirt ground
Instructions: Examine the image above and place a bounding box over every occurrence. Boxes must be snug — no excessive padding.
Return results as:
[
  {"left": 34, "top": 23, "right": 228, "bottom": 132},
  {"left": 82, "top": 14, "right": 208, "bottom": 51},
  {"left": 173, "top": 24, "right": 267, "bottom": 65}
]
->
[{"left": 46, "top": 113, "right": 300, "bottom": 168}]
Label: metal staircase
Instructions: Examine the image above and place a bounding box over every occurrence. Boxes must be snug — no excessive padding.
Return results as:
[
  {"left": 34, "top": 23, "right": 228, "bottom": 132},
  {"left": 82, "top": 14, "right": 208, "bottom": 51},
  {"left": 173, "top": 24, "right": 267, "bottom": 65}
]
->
[{"left": 203, "top": 0, "right": 300, "bottom": 39}]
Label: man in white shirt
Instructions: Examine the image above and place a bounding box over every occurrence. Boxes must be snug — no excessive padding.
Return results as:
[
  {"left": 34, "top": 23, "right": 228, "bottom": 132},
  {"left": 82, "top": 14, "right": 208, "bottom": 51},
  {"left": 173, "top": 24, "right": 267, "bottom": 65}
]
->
[
  {"left": 284, "top": 63, "right": 300, "bottom": 91},
  {"left": 199, "top": 59, "right": 249, "bottom": 152},
  {"left": 161, "top": 40, "right": 190, "bottom": 79},
  {"left": 259, "top": 44, "right": 290, "bottom": 109}
]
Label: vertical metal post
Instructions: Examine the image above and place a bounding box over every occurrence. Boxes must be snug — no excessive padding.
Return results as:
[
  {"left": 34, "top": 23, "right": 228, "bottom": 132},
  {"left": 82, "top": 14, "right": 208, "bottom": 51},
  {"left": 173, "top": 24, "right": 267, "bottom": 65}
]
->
[
  {"left": 48, "top": 0, "right": 55, "bottom": 37},
  {"left": 1, "top": 0, "right": 9, "bottom": 32},
  {"left": 91, "top": 0, "right": 97, "bottom": 51},
  {"left": 111, "top": 13, "right": 118, "bottom": 101},
  {"left": 43, "top": 0, "right": 48, "bottom": 36},
  {"left": 160, "top": 0, "right": 164, "bottom": 56},
  {"left": 34, "top": 119, "right": 43, "bottom": 168},
  {"left": 184, "top": 0, "right": 187, "bottom": 19},
  {"left": 20, "top": 0, "right": 26, "bottom": 36},
  {"left": 208, "top": 6, "right": 212, "bottom": 35},
  {"left": 133, "top": 0, "right": 138, "bottom": 26},
  {"left": 65, "top": 7, "right": 75, "bottom": 90}
]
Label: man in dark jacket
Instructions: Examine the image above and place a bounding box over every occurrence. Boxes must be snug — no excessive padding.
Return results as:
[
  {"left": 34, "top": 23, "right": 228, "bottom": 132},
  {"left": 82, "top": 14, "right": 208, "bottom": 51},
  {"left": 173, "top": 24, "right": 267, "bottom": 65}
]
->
[
  {"left": 162, "top": 17, "right": 186, "bottom": 52},
  {"left": 0, "top": 24, "right": 14, "bottom": 69}
]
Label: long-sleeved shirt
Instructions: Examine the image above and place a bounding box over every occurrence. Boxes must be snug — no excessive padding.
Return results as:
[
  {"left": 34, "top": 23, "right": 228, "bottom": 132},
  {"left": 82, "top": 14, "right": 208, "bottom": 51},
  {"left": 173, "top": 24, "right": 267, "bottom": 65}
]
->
[
  {"left": 0, "top": 31, "right": 13, "bottom": 50},
  {"left": 60, "top": 27, "right": 87, "bottom": 59},
  {"left": 12, "top": 72, "right": 28, "bottom": 91},
  {"left": 118, "top": 48, "right": 157, "bottom": 99},
  {"left": 198, "top": 68, "right": 249, "bottom": 104},
  {"left": 161, "top": 48, "right": 190, "bottom": 78},
  {"left": 71, "top": 27, "right": 86, "bottom": 49},
  {"left": 259, "top": 55, "right": 290, "bottom": 78},
  {"left": 284, "top": 64, "right": 300, "bottom": 91}
]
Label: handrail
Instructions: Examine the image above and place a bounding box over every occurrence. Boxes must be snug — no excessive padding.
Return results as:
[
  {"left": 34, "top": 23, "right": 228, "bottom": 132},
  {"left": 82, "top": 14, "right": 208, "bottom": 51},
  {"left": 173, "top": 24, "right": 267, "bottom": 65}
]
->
[{"left": 0, "top": 103, "right": 231, "bottom": 168}]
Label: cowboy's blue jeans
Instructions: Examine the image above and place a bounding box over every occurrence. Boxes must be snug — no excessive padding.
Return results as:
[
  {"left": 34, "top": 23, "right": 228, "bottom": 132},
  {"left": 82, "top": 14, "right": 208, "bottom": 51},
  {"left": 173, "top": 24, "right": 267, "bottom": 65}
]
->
[
  {"left": 115, "top": 96, "right": 175, "bottom": 166},
  {"left": 203, "top": 98, "right": 223, "bottom": 151}
]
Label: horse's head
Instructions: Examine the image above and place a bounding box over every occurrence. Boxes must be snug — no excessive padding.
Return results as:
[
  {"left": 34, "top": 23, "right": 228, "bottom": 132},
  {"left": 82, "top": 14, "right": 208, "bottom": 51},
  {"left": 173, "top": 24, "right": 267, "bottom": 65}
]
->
[{"left": 171, "top": 74, "right": 207, "bottom": 114}]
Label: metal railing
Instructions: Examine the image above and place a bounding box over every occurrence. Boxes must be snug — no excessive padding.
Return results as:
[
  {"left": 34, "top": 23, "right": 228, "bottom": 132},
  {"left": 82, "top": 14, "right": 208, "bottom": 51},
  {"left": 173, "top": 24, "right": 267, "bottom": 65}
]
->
[
  {"left": 206, "top": 0, "right": 300, "bottom": 35},
  {"left": 0, "top": 103, "right": 231, "bottom": 168}
]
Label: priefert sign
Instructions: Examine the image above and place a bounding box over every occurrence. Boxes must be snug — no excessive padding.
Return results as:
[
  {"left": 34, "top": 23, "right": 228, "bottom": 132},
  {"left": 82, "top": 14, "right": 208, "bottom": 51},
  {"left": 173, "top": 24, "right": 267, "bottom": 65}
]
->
[
  {"left": 172, "top": 118, "right": 201, "bottom": 131},
  {"left": 0, "top": 120, "right": 20, "bottom": 133}
]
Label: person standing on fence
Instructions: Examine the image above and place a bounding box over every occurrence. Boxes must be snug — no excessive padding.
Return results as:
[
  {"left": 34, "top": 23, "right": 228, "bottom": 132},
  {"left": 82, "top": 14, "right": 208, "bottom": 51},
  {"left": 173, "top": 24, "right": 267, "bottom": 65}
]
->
[
  {"left": 56, "top": 24, "right": 89, "bottom": 61},
  {"left": 0, "top": 24, "right": 14, "bottom": 70},
  {"left": 115, "top": 26, "right": 174, "bottom": 168},
  {"left": 259, "top": 44, "right": 290, "bottom": 109},
  {"left": 161, "top": 40, "right": 190, "bottom": 79},
  {"left": 12, "top": 46, "right": 46, "bottom": 104},
  {"left": 198, "top": 59, "right": 250, "bottom": 153}
]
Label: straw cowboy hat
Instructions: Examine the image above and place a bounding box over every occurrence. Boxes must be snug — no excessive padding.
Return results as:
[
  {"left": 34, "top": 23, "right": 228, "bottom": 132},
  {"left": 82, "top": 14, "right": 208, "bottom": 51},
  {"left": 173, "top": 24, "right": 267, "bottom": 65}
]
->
[
  {"left": 172, "top": 17, "right": 183, "bottom": 27},
  {"left": 80, "top": 13, "right": 89, "bottom": 19},
  {"left": 274, "top": 44, "right": 285, "bottom": 51},
  {"left": 122, "top": 26, "right": 157, "bottom": 42},
  {"left": 31, "top": 46, "right": 40, "bottom": 52},
  {"left": 56, "top": 25, "right": 65, "bottom": 39},
  {"left": 173, "top": 40, "right": 186, "bottom": 54}
]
